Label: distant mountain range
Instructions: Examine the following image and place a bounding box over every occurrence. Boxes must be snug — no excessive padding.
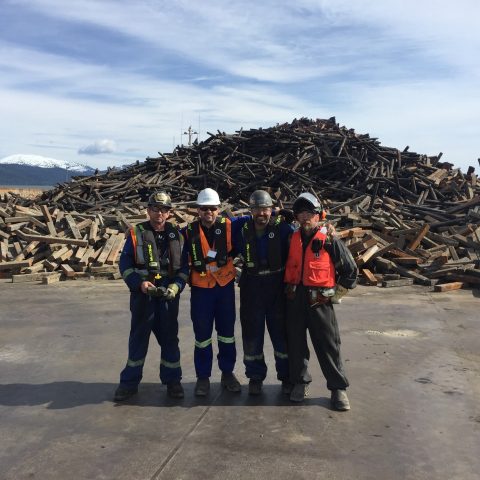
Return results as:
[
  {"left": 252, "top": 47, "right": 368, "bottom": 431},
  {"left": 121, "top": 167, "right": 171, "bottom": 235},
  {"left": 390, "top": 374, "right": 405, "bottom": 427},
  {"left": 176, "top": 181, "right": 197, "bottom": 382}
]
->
[{"left": 0, "top": 154, "right": 96, "bottom": 186}]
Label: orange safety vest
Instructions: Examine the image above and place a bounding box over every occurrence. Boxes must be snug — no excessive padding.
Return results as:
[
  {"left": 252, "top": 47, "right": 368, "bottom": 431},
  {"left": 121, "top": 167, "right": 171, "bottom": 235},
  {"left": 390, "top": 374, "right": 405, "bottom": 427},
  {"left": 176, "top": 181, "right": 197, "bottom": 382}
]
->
[
  {"left": 187, "top": 218, "right": 236, "bottom": 288},
  {"left": 284, "top": 228, "right": 336, "bottom": 287}
]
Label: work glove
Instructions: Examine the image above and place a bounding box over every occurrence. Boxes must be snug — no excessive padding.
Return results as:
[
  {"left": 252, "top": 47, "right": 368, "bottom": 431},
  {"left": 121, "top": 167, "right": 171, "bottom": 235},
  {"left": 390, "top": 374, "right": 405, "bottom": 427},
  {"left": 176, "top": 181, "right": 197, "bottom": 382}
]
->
[
  {"left": 164, "top": 283, "right": 179, "bottom": 300},
  {"left": 331, "top": 285, "right": 348, "bottom": 304},
  {"left": 279, "top": 208, "right": 295, "bottom": 224}
]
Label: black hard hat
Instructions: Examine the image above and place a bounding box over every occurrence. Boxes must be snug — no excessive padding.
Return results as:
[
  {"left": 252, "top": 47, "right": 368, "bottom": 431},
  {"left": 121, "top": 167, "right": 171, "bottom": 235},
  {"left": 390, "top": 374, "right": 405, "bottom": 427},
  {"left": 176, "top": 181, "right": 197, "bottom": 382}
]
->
[
  {"left": 148, "top": 191, "right": 172, "bottom": 208},
  {"left": 293, "top": 192, "right": 322, "bottom": 214},
  {"left": 249, "top": 190, "right": 273, "bottom": 208}
]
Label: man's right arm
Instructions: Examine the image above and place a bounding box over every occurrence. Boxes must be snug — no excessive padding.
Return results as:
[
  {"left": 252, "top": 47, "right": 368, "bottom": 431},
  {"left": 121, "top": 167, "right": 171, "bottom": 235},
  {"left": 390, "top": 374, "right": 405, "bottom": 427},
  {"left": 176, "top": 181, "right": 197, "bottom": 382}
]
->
[{"left": 119, "top": 232, "right": 144, "bottom": 292}]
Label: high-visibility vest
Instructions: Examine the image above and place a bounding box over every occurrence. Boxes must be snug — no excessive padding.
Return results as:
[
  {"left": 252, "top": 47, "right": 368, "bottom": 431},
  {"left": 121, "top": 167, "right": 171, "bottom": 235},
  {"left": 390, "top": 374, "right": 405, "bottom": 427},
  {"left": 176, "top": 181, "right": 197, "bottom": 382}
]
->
[
  {"left": 186, "top": 218, "right": 236, "bottom": 288},
  {"left": 241, "top": 217, "right": 283, "bottom": 273},
  {"left": 130, "top": 221, "right": 182, "bottom": 279},
  {"left": 284, "top": 228, "right": 336, "bottom": 287}
]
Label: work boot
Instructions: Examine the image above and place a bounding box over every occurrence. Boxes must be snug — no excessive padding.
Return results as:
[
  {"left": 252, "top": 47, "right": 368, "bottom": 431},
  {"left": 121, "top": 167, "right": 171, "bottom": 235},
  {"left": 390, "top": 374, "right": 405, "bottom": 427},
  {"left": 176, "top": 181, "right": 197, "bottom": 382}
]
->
[
  {"left": 194, "top": 377, "right": 210, "bottom": 397},
  {"left": 331, "top": 389, "right": 350, "bottom": 411},
  {"left": 221, "top": 372, "right": 241, "bottom": 393},
  {"left": 289, "top": 383, "right": 306, "bottom": 403},
  {"left": 113, "top": 385, "right": 138, "bottom": 402},
  {"left": 281, "top": 381, "right": 294, "bottom": 396},
  {"left": 167, "top": 382, "right": 184, "bottom": 399},
  {"left": 248, "top": 379, "right": 263, "bottom": 396}
]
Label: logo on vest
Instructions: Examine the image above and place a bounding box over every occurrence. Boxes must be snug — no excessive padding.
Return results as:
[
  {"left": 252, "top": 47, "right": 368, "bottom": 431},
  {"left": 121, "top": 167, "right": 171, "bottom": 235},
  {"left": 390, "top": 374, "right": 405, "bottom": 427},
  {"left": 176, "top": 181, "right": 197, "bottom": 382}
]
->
[
  {"left": 268, "top": 232, "right": 275, "bottom": 239},
  {"left": 215, "top": 228, "right": 221, "bottom": 235},
  {"left": 169, "top": 232, "right": 176, "bottom": 239}
]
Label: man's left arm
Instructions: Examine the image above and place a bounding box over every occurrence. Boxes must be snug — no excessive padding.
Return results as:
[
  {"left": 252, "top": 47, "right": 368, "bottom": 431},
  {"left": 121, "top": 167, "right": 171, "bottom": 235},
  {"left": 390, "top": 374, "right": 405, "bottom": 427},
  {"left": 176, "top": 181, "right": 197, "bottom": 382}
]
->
[{"left": 325, "top": 235, "right": 358, "bottom": 290}]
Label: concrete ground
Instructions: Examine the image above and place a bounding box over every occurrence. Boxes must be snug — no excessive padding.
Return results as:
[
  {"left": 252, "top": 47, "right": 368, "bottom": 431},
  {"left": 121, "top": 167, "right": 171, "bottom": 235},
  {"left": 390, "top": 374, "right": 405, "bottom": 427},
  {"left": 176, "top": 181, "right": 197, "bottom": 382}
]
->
[{"left": 0, "top": 280, "right": 479, "bottom": 480}]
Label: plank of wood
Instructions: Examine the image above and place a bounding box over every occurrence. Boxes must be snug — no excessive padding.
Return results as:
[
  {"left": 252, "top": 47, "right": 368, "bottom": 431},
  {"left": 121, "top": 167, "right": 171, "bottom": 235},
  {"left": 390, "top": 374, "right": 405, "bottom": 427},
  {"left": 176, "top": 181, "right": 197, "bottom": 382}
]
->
[
  {"left": 60, "top": 263, "right": 76, "bottom": 277},
  {"left": 356, "top": 244, "right": 380, "bottom": 266},
  {"left": 361, "top": 268, "right": 378, "bottom": 285},
  {"left": 434, "top": 282, "right": 464, "bottom": 292},
  {"left": 95, "top": 234, "right": 118, "bottom": 265},
  {"left": 0, "top": 259, "right": 33, "bottom": 271},
  {"left": 106, "top": 235, "right": 125, "bottom": 265},
  {"left": 407, "top": 224, "right": 430, "bottom": 251},
  {"left": 16, "top": 231, "right": 88, "bottom": 247},
  {"left": 11, "top": 271, "right": 59, "bottom": 283},
  {"left": 42, "top": 273, "right": 62, "bottom": 284},
  {"left": 381, "top": 278, "right": 414, "bottom": 287},
  {"left": 65, "top": 214, "right": 82, "bottom": 239}
]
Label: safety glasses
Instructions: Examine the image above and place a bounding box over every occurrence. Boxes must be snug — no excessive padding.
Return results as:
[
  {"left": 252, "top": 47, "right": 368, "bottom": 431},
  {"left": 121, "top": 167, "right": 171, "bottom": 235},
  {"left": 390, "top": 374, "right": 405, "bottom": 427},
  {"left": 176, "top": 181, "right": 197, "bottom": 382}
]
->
[
  {"left": 199, "top": 206, "right": 218, "bottom": 212},
  {"left": 149, "top": 206, "right": 170, "bottom": 213}
]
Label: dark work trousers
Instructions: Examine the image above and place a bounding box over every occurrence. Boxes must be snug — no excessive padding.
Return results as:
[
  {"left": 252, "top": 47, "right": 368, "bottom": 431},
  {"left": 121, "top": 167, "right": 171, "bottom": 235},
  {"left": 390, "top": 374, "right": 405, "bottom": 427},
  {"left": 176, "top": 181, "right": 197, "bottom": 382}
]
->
[
  {"left": 285, "top": 285, "right": 349, "bottom": 390},
  {"left": 190, "top": 281, "right": 236, "bottom": 378},
  {"left": 120, "top": 292, "right": 181, "bottom": 388},
  {"left": 239, "top": 272, "right": 289, "bottom": 381}
]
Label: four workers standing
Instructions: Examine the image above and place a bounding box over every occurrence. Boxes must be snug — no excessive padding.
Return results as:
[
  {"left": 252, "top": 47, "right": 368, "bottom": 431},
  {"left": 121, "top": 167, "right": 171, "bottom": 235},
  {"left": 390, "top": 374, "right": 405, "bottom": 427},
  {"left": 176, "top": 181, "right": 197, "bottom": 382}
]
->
[{"left": 115, "top": 188, "right": 358, "bottom": 411}]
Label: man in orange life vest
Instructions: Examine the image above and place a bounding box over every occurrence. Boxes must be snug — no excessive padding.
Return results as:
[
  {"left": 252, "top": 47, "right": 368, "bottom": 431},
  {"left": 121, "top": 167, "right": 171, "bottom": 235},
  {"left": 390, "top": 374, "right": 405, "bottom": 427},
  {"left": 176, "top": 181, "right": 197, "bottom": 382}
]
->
[
  {"left": 284, "top": 192, "right": 358, "bottom": 409},
  {"left": 114, "top": 192, "right": 189, "bottom": 402},
  {"left": 181, "top": 188, "right": 250, "bottom": 396}
]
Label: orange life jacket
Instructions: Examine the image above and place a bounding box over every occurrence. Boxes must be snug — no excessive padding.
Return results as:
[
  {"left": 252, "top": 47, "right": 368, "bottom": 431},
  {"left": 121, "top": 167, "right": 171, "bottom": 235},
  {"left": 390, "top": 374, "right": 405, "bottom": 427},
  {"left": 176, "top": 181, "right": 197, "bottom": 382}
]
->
[
  {"left": 186, "top": 218, "right": 236, "bottom": 288},
  {"left": 284, "top": 228, "right": 336, "bottom": 287}
]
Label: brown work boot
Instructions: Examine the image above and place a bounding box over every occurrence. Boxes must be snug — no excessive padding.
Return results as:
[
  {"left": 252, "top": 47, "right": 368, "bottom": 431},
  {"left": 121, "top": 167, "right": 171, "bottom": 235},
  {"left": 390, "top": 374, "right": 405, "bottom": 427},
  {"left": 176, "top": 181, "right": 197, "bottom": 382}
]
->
[
  {"left": 331, "top": 389, "right": 350, "bottom": 411},
  {"left": 167, "top": 382, "right": 184, "bottom": 399},
  {"left": 221, "top": 372, "right": 241, "bottom": 392},
  {"left": 194, "top": 377, "right": 210, "bottom": 397},
  {"left": 248, "top": 379, "right": 263, "bottom": 396}
]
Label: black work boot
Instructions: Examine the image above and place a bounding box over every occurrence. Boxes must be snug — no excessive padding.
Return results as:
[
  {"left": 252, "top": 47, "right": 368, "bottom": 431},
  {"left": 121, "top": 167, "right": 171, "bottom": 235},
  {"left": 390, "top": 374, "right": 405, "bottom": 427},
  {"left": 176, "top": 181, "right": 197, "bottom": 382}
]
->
[
  {"left": 221, "top": 372, "right": 241, "bottom": 393},
  {"left": 289, "top": 383, "right": 306, "bottom": 403},
  {"left": 248, "top": 379, "right": 263, "bottom": 396},
  {"left": 194, "top": 377, "right": 210, "bottom": 397},
  {"left": 113, "top": 385, "right": 138, "bottom": 402},
  {"left": 331, "top": 389, "right": 350, "bottom": 411},
  {"left": 167, "top": 382, "right": 184, "bottom": 399},
  {"left": 281, "top": 381, "right": 294, "bottom": 396}
]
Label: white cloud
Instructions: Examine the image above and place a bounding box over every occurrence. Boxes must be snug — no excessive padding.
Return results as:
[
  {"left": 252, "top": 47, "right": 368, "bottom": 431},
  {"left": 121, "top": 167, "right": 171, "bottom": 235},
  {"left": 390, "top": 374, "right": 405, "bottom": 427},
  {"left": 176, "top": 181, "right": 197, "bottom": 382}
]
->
[
  {"left": 78, "top": 139, "right": 117, "bottom": 155},
  {"left": 0, "top": 0, "right": 479, "bottom": 172}
]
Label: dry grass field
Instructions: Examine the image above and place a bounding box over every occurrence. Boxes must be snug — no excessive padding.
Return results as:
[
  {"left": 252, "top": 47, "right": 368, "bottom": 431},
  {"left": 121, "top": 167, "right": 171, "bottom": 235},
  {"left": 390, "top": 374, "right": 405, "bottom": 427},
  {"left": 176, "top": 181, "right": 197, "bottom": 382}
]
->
[{"left": 0, "top": 186, "right": 48, "bottom": 199}]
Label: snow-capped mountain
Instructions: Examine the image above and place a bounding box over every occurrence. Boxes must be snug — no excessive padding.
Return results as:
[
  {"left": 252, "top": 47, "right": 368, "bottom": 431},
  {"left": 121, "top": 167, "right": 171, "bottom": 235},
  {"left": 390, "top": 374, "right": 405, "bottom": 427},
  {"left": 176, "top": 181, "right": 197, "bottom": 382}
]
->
[
  {"left": 0, "top": 154, "right": 93, "bottom": 173},
  {"left": 0, "top": 154, "right": 96, "bottom": 186}
]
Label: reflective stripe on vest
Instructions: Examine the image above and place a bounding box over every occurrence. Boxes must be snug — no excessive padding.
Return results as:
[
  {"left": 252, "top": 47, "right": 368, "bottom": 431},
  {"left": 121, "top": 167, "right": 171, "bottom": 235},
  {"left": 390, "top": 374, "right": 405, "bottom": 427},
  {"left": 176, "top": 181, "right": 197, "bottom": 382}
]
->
[
  {"left": 242, "top": 217, "right": 283, "bottom": 273},
  {"left": 130, "top": 222, "right": 181, "bottom": 277},
  {"left": 187, "top": 218, "right": 236, "bottom": 288},
  {"left": 284, "top": 229, "right": 336, "bottom": 287}
]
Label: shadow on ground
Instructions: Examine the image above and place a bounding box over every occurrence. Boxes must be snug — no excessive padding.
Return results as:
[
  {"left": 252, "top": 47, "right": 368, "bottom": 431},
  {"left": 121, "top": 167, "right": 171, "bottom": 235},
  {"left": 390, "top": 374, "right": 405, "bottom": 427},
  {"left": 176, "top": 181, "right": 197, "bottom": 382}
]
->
[{"left": 0, "top": 381, "right": 331, "bottom": 410}]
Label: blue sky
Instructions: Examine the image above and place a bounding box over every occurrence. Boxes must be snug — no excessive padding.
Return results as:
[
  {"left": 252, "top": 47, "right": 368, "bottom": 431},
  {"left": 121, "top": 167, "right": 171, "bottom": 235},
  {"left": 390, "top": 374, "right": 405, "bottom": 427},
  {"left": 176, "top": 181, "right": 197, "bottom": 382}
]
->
[{"left": 0, "top": 0, "right": 479, "bottom": 171}]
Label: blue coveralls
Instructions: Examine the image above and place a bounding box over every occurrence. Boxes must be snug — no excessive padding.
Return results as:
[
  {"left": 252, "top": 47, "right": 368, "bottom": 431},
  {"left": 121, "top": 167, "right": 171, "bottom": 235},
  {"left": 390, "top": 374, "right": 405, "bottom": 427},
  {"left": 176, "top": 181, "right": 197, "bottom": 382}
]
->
[
  {"left": 118, "top": 223, "right": 188, "bottom": 388},
  {"left": 236, "top": 220, "right": 293, "bottom": 382},
  {"left": 181, "top": 216, "right": 249, "bottom": 379}
]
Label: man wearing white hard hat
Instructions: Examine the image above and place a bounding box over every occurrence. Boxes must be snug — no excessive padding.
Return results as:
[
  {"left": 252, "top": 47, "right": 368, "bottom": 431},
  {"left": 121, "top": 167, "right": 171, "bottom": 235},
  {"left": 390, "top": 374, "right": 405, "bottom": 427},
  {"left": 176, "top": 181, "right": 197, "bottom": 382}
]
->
[
  {"left": 182, "top": 188, "right": 250, "bottom": 396},
  {"left": 284, "top": 192, "right": 358, "bottom": 410}
]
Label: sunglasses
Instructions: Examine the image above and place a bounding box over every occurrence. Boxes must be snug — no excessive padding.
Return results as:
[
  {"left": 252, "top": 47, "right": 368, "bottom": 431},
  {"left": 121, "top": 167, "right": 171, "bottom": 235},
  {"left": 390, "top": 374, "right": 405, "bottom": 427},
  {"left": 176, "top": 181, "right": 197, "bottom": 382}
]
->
[{"left": 199, "top": 206, "right": 218, "bottom": 212}]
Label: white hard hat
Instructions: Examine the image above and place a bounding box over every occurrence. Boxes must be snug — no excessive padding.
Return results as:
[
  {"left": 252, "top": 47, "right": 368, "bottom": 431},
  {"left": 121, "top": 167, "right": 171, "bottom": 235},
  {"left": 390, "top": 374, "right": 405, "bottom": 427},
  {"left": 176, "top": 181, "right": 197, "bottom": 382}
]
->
[
  {"left": 293, "top": 192, "right": 322, "bottom": 213},
  {"left": 196, "top": 188, "right": 221, "bottom": 206}
]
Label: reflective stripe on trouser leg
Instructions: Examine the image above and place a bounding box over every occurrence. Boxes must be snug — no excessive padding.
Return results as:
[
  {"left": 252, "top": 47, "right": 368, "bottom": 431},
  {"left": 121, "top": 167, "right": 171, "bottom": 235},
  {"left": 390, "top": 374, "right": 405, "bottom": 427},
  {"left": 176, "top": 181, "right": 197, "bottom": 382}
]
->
[
  {"left": 120, "top": 293, "right": 153, "bottom": 388},
  {"left": 214, "top": 282, "right": 236, "bottom": 374},
  {"left": 150, "top": 295, "right": 182, "bottom": 384},
  {"left": 191, "top": 286, "right": 215, "bottom": 378},
  {"left": 240, "top": 278, "right": 267, "bottom": 380}
]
